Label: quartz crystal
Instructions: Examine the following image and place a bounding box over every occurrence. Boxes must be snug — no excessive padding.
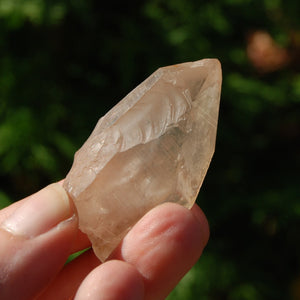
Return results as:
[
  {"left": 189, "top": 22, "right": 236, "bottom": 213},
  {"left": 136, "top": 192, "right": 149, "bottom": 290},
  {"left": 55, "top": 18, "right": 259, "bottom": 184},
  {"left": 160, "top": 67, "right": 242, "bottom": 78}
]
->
[{"left": 64, "top": 59, "right": 222, "bottom": 262}]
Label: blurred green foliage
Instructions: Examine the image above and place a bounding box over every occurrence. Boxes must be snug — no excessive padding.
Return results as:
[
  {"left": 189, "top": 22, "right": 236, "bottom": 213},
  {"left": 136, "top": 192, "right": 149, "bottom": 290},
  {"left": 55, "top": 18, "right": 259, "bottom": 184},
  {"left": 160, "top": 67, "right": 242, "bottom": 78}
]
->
[{"left": 0, "top": 0, "right": 299, "bottom": 299}]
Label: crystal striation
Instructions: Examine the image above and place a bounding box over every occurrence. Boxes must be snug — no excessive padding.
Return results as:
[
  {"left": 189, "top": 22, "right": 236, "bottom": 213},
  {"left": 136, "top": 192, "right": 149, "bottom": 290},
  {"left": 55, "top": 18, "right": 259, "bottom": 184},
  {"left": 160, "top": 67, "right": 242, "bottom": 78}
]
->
[{"left": 64, "top": 59, "right": 222, "bottom": 262}]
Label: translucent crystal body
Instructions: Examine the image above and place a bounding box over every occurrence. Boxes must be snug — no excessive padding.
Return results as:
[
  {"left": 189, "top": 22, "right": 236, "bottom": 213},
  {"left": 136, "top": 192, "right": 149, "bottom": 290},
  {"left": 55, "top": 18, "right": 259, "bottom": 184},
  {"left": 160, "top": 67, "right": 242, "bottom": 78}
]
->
[{"left": 64, "top": 59, "right": 222, "bottom": 261}]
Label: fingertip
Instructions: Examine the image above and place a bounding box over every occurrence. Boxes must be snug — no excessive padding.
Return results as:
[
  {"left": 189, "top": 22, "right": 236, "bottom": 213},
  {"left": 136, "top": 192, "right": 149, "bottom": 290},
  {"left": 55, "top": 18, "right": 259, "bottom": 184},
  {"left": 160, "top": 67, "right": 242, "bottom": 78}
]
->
[
  {"left": 1, "top": 183, "right": 75, "bottom": 239},
  {"left": 190, "top": 204, "right": 210, "bottom": 247},
  {"left": 113, "top": 202, "right": 209, "bottom": 299},
  {"left": 0, "top": 183, "right": 79, "bottom": 300},
  {"left": 75, "top": 260, "right": 144, "bottom": 300}
]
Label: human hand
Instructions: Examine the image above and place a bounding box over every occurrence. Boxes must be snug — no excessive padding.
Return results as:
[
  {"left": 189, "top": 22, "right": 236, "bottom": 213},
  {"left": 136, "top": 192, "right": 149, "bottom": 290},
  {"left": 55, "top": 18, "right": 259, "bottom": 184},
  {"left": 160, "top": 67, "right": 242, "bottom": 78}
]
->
[{"left": 0, "top": 182, "right": 209, "bottom": 300}]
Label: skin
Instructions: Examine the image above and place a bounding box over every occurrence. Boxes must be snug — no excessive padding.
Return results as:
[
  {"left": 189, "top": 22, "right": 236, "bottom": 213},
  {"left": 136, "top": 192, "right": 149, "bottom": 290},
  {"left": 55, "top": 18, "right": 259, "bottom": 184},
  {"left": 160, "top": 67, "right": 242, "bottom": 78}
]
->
[{"left": 0, "top": 182, "right": 209, "bottom": 300}]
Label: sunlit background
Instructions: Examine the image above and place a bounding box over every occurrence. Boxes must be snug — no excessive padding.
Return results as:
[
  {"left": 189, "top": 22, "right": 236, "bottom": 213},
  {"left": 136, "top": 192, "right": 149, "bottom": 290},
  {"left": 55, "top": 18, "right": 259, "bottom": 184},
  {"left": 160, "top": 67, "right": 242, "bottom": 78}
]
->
[{"left": 0, "top": 1, "right": 299, "bottom": 299}]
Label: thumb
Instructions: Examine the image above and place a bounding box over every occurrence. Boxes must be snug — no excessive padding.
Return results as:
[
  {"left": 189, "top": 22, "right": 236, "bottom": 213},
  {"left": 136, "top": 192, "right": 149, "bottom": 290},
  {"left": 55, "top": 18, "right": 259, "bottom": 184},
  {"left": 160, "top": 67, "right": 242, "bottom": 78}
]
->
[{"left": 0, "top": 183, "right": 78, "bottom": 300}]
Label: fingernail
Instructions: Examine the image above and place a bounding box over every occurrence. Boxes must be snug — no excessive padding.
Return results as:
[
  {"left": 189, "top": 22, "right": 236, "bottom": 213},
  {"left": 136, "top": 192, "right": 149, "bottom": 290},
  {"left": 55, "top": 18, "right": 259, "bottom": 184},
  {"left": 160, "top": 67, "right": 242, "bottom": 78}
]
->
[{"left": 1, "top": 183, "right": 74, "bottom": 238}]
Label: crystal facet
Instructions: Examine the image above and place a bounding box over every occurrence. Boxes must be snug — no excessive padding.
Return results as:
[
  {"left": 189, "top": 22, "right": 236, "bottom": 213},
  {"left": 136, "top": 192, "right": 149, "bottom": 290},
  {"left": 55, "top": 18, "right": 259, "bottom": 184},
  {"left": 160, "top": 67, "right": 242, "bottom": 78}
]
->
[{"left": 64, "top": 59, "right": 222, "bottom": 261}]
